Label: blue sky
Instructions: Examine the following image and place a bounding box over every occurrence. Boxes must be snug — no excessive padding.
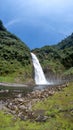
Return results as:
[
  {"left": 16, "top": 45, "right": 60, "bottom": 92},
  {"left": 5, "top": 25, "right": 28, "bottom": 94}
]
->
[{"left": 0, "top": 0, "right": 73, "bottom": 49}]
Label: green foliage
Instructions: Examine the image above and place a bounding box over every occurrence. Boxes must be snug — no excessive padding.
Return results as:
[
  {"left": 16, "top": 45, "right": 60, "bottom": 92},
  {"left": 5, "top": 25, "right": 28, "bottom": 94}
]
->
[
  {"left": 0, "top": 20, "right": 73, "bottom": 82},
  {"left": 0, "top": 20, "right": 6, "bottom": 31},
  {"left": 32, "top": 33, "right": 73, "bottom": 74},
  {"left": 64, "top": 67, "right": 73, "bottom": 75},
  {"left": 32, "top": 45, "right": 64, "bottom": 73},
  {"left": 0, "top": 20, "right": 32, "bottom": 83},
  {"left": 0, "top": 64, "right": 32, "bottom": 83},
  {"left": 62, "top": 53, "right": 73, "bottom": 68},
  {"left": 56, "top": 33, "right": 73, "bottom": 50}
]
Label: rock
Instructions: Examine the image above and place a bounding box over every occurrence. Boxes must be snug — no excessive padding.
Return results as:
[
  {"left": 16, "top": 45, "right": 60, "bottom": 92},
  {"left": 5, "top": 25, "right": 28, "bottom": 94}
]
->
[
  {"left": 11, "top": 110, "right": 16, "bottom": 115},
  {"left": 18, "top": 112, "right": 23, "bottom": 117},
  {"left": 1, "top": 82, "right": 68, "bottom": 121},
  {"left": 57, "top": 87, "right": 62, "bottom": 91},
  {"left": 0, "top": 100, "right": 5, "bottom": 110},
  {"left": 16, "top": 94, "right": 22, "bottom": 98},
  {"left": 48, "top": 91, "right": 55, "bottom": 95},
  {"left": 12, "top": 116, "right": 17, "bottom": 121},
  {"left": 19, "top": 105, "right": 27, "bottom": 111},
  {"left": 70, "top": 110, "right": 73, "bottom": 116},
  {"left": 27, "top": 102, "right": 32, "bottom": 110},
  {"left": 35, "top": 115, "right": 48, "bottom": 122},
  {"left": 9, "top": 102, "right": 13, "bottom": 106},
  {"left": 7, "top": 102, "right": 18, "bottom": 111},
  {"left": 16, "top": 98, "right": 24, "bottom": 102},
  {"left": 20, "top": 115, "right": 28, "bottom": 121},
  {"left": 0, "top": 89, "right": 9, "bottom": 93}
]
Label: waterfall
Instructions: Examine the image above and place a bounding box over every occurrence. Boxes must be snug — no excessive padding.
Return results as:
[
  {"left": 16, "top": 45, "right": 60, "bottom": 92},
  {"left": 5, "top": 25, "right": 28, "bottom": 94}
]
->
[{"left": 31, "top": 53, "right": 49, "bottom": 85}]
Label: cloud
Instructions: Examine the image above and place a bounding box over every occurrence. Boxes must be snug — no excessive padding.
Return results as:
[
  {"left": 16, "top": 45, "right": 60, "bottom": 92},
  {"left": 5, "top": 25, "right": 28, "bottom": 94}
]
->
[
  {"left": 2, "top": 0, "right": 73, "bottom": 25},
  {"left": 17, "top": 0, "right": 73, "bottom": 15},
  {"left": 15, "top": 0, "right": 73, "bottom": 30}
]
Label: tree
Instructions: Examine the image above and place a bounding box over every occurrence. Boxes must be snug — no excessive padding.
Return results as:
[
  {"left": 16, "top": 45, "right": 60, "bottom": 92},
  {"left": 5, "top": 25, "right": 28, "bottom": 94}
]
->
[{"left": 0, "top": 20, "right": 6, "bottom": 31}]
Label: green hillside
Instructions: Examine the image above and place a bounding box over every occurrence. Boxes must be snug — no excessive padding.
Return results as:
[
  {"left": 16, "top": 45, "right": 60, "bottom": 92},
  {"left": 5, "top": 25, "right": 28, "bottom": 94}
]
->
[
  {"left": 0, "top": 19, "right": 73, "bottom": 83},
  {"left": 0, "top": 20, "right": 33, "bottom": 83},
  {"left": 32, "top": 34, "right": 73, "bottom": 75}
]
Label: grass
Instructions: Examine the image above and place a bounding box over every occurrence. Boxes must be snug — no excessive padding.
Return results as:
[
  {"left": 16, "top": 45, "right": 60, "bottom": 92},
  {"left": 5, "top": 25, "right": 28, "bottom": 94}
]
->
[
  {"left": 0, "top": 76, "right": 15, "bottom": 83},
  {"left": 0, "top": 82, "right": 73, "bottom": 130},
  {"left": 0, "top": 65, "right": 32, "bottom": 83}
]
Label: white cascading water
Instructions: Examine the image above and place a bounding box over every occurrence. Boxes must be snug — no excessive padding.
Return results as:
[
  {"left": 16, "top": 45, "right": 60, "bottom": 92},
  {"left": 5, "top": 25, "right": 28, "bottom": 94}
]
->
[{"left": 31, "top": 53, "right": 49, "bottom": 85}]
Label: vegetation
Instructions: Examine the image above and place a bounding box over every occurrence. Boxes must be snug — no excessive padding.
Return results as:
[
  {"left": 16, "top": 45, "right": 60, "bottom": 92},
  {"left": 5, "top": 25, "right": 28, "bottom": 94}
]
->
[
  {"left": 0, "top": 19, "right": 73, "bottom": 82},
  {"left": 0, "top": 20, "right": 73, "bottom": 130},
  {"left": 0, "top": 82, "right": 73, "bottom": 130},
  {"left": 0, "top": 20, "right": 33, "bottom": 83},
  {"left": 0, "top": 20, "right": 6, "bottom": 31},
  {"left": 32, "top": 34, "right": 73, "bottom": 75}
]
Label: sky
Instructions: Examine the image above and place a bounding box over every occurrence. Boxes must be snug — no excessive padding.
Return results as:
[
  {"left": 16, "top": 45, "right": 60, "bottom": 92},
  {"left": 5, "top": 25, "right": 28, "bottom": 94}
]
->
[{"left": 0, "top": 0, "right": 73, "bottom": 49}]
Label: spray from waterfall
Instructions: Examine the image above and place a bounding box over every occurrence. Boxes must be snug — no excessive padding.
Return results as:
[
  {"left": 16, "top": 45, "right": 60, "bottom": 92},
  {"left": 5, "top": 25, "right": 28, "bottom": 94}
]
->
[{"left": 31, "top": 53, "right": 50, "bottom": 85}]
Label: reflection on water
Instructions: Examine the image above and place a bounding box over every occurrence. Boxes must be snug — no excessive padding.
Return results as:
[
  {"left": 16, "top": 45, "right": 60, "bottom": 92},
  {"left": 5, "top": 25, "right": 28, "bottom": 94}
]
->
[
  {"left": 0, "top": 85, "right": 33, "bottom": 100},
  {"left": 0, "top": 82, "right": 65, "bottom": 100},
  {"left": 34, "top": 85, "right": 51, "bottom": 90}
]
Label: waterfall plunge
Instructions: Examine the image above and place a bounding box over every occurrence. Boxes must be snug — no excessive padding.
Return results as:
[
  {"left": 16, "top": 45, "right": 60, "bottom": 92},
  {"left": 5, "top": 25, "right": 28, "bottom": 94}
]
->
[{"left": 31, "top": 53, "right": 50, "bottom": 85}]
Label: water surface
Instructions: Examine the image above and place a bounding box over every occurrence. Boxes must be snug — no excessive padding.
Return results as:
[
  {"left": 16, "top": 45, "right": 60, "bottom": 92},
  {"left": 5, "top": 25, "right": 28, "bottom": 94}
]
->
[{"left": 0, "top": 83, "right": 64, "bottom": 100}]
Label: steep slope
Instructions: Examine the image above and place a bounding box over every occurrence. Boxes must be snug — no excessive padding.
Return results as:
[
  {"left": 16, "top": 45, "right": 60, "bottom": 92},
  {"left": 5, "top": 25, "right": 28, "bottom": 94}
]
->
[
  {"left": 0, "top": 20, "right": 32, "bottom": 83},
  {"left": 56, "top": 33, "right": 73, "bottom": 50},
  {"left": 56, "top": 34, "right": 73, "bottom": 69},
  {"left": 32, "top": 33, "right": 73, "bottom": 75}
]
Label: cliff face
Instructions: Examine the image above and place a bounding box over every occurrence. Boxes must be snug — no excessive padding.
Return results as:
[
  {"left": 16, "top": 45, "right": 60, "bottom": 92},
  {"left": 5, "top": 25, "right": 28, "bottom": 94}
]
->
[{"left": 0, "top": 20, "right": 33, "bottom": 83}]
